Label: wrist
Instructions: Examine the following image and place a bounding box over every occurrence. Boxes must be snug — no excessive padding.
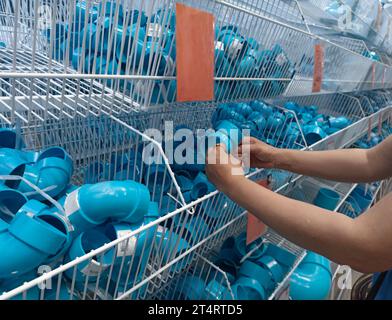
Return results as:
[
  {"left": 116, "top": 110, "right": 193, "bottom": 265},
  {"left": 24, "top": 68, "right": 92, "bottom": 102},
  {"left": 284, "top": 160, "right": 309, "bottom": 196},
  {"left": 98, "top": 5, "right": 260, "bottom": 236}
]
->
[
  {"left": 221, "top": 174, "right": 247, "bottom": 196},
  {"left": 272, "top": 148, "right": 289, "bottom": 170}
]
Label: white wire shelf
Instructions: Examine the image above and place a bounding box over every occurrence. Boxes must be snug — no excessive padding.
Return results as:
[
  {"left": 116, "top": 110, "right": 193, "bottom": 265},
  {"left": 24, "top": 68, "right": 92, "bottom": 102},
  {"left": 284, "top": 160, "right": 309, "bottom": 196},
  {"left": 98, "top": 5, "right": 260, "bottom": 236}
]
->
[
  {"left": 0, "top": 0, "right": 392, "bottom": 116},
  {"left": 0, "top": 100, "right": 390, "bottom": 300}
]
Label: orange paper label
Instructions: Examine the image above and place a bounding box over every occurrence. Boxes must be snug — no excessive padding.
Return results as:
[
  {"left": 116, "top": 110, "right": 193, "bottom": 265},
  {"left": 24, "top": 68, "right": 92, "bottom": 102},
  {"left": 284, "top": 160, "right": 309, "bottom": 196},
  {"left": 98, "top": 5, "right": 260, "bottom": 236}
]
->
[
  {"left": 372, "top": 63, "right": 376, "bottom": 89},
  {"left": 246, "top": 179, "right": 269, "bottom": 245},
  {"left": 176, "top": 4, "right": 214, "bottom": 102},
  {"left": 312, "top": 44, "right": 324, "bottom": 93}
]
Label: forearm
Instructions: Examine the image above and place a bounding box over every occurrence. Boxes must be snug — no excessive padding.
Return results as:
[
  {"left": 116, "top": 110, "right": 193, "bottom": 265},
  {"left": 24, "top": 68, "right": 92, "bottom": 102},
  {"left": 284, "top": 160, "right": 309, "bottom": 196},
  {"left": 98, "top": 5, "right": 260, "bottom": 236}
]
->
[
  {"left": 275, "top": 148, "right": 375, "bottom": 183},
  {"left": 224, "top": 178, "right": 368, "bottom": 270}
]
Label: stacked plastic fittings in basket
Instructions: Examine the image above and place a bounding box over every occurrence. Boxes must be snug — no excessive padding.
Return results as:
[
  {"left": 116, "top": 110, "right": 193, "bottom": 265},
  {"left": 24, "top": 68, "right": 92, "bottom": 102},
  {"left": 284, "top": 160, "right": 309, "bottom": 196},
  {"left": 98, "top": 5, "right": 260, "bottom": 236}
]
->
[
  {"left": 168, "top": 233, "right": 297, "bottom": 300},
  {"left": 210, "top": 100, "right": 352, "bottom": 149},
  {"left": 0, "top": 127, "right": 166, "bottom": 300},
  {"left": 47, "top": 1, "right": 295, "bottom": 104},
  {"left": 164, "top": 233, "right": 332, "bottom": 301}
]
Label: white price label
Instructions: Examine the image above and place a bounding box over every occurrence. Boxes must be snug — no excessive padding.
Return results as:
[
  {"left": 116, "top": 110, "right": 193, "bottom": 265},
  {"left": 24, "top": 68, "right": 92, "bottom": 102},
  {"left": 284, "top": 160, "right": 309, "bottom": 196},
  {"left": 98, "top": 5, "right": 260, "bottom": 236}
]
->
[
  {"left": 215, "top": 41, "right": 224, "bottom": 51},
  {"left": 116, "top": 231, "right": 137, "bottom": 257},
  {"left": 64, "top": 188, "right": 80, "bottom": 217},
  {"left": 227, "top": 38, "right": 243, "bottom": 60},
  {"left": 81, "top": 259, "right": 105, "bottom": 277},
  {"left": 147, "top": 23, "right": 163, "bottom": 38}
]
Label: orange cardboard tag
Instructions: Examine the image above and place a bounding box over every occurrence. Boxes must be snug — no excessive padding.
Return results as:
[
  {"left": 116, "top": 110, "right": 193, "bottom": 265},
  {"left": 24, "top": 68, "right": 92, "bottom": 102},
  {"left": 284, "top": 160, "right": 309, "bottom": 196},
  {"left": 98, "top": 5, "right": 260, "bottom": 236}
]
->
[
  {"left": 176, "top": 4, "right": 214, "bottom": 102},
  {"left": 246, "top": 179, "right": 269, "bottom": 245},
  {"left": 378, "top": 112, "right": 383, "bottom": 135},
  {"left": 368, "top": 117, "right": 372, "bottom": 141},
  {"left": 312, "top": 43, "right": 324, "bottom": 93},
  {"left": 372, "top": 63, "right": 376, "bottom": 89}
]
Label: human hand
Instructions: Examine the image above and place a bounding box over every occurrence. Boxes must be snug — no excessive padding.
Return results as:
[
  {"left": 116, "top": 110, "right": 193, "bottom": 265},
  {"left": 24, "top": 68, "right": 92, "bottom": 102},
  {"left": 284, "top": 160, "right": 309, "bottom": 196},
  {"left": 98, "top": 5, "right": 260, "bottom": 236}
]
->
[
  {"left": 205, "top": 144, "right": 245, "bottom": 193},
  {"left": 238, "top": 136, "right": 279, "bottom": 169}
]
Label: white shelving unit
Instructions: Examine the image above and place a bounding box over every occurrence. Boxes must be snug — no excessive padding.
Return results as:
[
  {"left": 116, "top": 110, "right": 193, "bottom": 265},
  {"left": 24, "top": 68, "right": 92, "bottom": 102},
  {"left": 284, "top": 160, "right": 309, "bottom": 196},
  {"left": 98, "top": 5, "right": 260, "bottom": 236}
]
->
[{"left": 0, "top": 0, "right": 391, "bottom": 300}]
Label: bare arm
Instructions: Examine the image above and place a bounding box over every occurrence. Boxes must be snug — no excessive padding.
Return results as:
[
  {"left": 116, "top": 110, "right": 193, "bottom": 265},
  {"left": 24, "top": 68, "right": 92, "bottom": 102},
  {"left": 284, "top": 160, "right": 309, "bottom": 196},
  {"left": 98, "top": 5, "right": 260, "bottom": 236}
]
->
[
  {"left": 239, "top": 136, "right": 392, "bottom": 183},
  {"left": 206, "top": 146, "right": 392, "bottom": 273}
]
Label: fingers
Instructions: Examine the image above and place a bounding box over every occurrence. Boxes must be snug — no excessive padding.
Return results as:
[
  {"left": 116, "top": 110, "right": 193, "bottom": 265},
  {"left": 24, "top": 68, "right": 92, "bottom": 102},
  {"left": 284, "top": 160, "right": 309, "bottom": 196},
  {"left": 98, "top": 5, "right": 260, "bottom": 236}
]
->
[
  {"left": 240, "top": 136, "right": 259, "bottom": 146},
  {"left": 206, "top": 144, "right": 227, "bottom": 165}
]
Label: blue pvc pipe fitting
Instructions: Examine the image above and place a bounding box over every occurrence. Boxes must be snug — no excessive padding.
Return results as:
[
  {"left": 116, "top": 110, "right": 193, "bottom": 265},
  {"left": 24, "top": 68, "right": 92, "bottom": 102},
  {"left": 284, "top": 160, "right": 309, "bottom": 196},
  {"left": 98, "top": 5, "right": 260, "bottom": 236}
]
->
[
  {"left": 248, "top": 112, "right": 267, "bottom": 133},
  {"left": 104, "top": 220, "right": 154, "bottom": 283},
  {"left": 0, "top": 128, "right": 25, "bottom": 149},
  {"left": 0, "top": 270, "right": 40, "bottom": 300},
  {"left": 191, "top": 172, "right": 216, "bottom": 201},
  {"left": 0, "top": 148, "right": 26, "bottom": 188},
  {"left": 214, "top": 120, "right": 242, "bottom": 153},
  {"left": 221, "top": 32, "right": 248, "bottom": 61},
  {"left": 313, "top": 187, "right": 340, "bottom": 210},
  {"left": 64, "top": 229, "right": 116, "bottom": 284},
  {"left": 205, "top": 279, "right": 229, "bottom": 300},
  {"left": 351, "top": 185, "right": 373, "bottom": 210},
  {"left": 151, "top": 9, "right": 176, "bottom": 31},
  {"left": 256, "top": 255, "right": 284, "bottom": 284},
  {"left": 265, "top": 244, "right": 296, "bottom": 270},
  {"left": 175, "top": 275, "right": 206, "bottom": 300},
  {"left": 176, "top": 175, "right": 193, "bottom": 192},
  {"left": 74, "top": 1, "right": 99, "bottom": 29},
  {"left": 0, "top": 185, "right": 27, "bottom": 227},
  {"left": 345, "top": 196, "right": 362, "bottom": 215},
  {"left": 143, "top": 163, "right": 171, "bottom": 196},
  {"left": 283, "top": 101, "right": 299, "bottom": 114},
  {"left": 159, "top": 195, "right": 178, "bottom": 217},
  {"left": 266, "top": 113, "right": 285, "bottom": 132},
  {"left": 18, "top": 147, "right": 73, "bottom": 200},
  {"left": 234, "top": 232, "right": 267, "bottom": 261},
  {"left": 238, "top": 260, "right": 272, "bottom": 291},
  {"left": 0, "top": 200, "right": 68, "bottom": 278},
  {"left": 289, "top": 253, "right": 332, "bottom": 300},
  {"left": 143, "top": 43, "right": 176, "bottom": 77},
  {"left": 303, "top": 125, "right": 328, "bottom": 145},
  {"left": 174, "top": 214, "right": 211, "bottom": 245},
  {"left": 302, "top": 252, "right": 331, "bottom": 270},
  {"left": 233, "top": 102, "right": 254, "bottom": 118},
  {"left": 250, "top": 101, "right": 273, "bottom": 118},
  {"left": 232, "top": 276, "right": 266, "bottom": 300},
  {"left": 328, "top": 116, "right": 350, "bottom": 129},
  {"left": 84, "top": 161, "right": 114, "bottom": 184},
  {"left": 155, "top": 226, "right": 190, "bottom": 273},
  {"left": 65, "top": 180, "right": 150, "bottom": 234},
  {"left": 116, "top": 24, "right": 146, "bottom": 65},
  {"left": 237, "top": 55, "right": 257, "bottom": 77}
]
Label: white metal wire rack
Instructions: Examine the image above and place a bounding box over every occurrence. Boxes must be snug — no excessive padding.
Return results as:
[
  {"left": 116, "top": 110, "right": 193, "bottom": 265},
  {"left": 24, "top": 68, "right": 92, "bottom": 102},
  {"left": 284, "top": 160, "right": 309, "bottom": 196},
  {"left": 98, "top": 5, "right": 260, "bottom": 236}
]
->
[
  {"left": 0, "top": 0, "right": 392, "bottom": 302},
  {"left": 0, "top": 92, "right": 390, "bottom": 300},
  {"left": 1, "top": 0, "right": 392, "bottom": 116},
  {"left": 144, "top": 174, "right": 363, "bottom": 301}
]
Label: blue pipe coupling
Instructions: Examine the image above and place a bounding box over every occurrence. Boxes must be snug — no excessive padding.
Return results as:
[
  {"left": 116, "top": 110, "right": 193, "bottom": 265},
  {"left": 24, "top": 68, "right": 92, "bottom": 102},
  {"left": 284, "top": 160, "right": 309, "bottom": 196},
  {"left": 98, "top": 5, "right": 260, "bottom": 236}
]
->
[
  {"left": 18, "top": 147, "right": 73, "bottom": 201},
  {"left": 64, "top": 180, "right": 151, "bottom": 234},
  {"left": 289, "top": 252, "right": 332, "bottom": 300},
  {"left": 0, "top": 199, "right": 69, "bottom": 278},
  {"left": 0, "top": 148, "right": 27, "bottom": 189}
]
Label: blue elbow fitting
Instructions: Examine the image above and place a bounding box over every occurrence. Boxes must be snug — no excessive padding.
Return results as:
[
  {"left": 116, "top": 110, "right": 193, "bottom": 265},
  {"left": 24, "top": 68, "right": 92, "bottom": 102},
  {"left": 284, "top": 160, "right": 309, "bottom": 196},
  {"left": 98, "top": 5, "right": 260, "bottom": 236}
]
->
[
  {"left": 0, "top": 128, "right": 25, "bottom": 149},
  {"left": 0, "top": 185, "right": 28, "bottom": 227},
  {"left": 176, "top": 175, "right": 193, "bottom": 192},
  {"left": 65, "top": 180, "right": 150, "bottom": 234},
  {"left": 190, "top": 172, "right": 216, "bottom": 201},
  {"left": 313, "top": 187, "right": 340, "bottom": 210},
  {"left": 143, "top": 164, "right": 171, "bottom": 195},
  {"left": 103, "top": 220, "right": 154, "bottom": 283},
  {"left": 289, "top": 252, "right": 332, "bottom": 300},
  {"left": 64, "top": 229, "right": 116, "bottom": 285},
  {"left": 0, "top": 200, "right": 69, "bottom": 279},
  {"left": 18, "top": 147, "right": 73, "bottom": 200},
  {"left": 0, "top": 148, "right": 27, "bottom": 189},
  {"left": 155, "top": 227, "right": 190, "bottom": 273}
]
